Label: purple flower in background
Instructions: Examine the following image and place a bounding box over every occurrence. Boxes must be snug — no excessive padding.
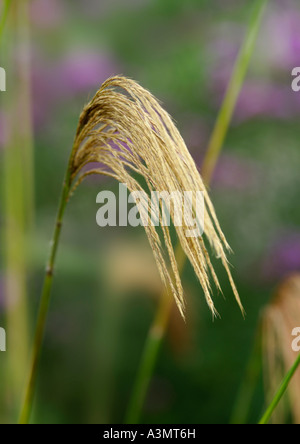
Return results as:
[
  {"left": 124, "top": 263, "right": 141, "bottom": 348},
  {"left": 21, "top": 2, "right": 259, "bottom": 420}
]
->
[
  {"left": 212, "top": 79, "right": 300, "bottom": 123},
  {"left": 30, "top": 0, "right": 65, "bottom": 29},
  {"left": 31, "top": 49, "right": 121, "bottom": 128},
  {"left": 209, "top": 2, "right": 300, "bottom": 121},
  {"left": 211, "top": 2, "right": 300, "bottom": 74},
  {"left": 79, "top": 0, "right": 151, "bottom": 18},
  {"left": 289, "top": 21, "right": 300, "bottom": 66},
  {"left": 212, "top": 154, "right": 261, "bottom": 191},
  {"left": 261, "top": 4, "right": 300, "bottom": 70},
  {"left": 235, "top": 83, "right": 295, "bottom": 122},
  {"left": 31, "top": 53, "right": 56, "bottom": 128},
  {"left": 262, "top": 232, "right": 300, "bottom": 282},
  {"left": 208, "top": 26, "right": 241, "bottom": 95},
  {"left": 210, "top": 56, "right": 300, "bottom": 121},
  {"left": 182, "top": 117, "right": 209, "bottom": 153},
  {"left": 57, "top": 50, "right": 120, "bottom": 95}
]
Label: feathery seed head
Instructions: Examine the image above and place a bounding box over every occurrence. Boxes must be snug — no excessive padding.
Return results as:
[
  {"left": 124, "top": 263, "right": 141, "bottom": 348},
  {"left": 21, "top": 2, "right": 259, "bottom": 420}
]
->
[{"left": 68, "top": 76, "right": 243, "bottom": 318}]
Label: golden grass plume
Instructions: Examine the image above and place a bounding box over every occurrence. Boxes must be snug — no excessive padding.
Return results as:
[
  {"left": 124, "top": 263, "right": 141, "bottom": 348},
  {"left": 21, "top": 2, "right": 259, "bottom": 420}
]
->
[{"left": 68, "top": 76, "right": 243, "bottom": 318}]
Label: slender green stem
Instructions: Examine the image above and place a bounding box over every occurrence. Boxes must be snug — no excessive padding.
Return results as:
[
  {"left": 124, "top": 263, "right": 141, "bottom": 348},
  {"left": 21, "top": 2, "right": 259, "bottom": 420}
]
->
[
  {"left": 201, "top": 0, "right": 268, "bottom": 184},
  {"left": 125, "top": 0, "right": 268, "bottom": 424},
  {"left": 2, "top": 0, "right": 34, "bottom": 420},
  {"left": 0, "top": 0, "right": 12, "bottom": 45},
  {"left": 18, "top": 169, "right": 72, "bottom": 425},
  {"left": 259, "top": 354, "right": 300, "bottom": 425}
]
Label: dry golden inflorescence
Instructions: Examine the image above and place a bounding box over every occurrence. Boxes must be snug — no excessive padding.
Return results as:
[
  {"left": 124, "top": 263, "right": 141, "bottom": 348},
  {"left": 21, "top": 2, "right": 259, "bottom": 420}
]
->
[{"left": 68, "top": 76, "right": 243, "bottom": 319}]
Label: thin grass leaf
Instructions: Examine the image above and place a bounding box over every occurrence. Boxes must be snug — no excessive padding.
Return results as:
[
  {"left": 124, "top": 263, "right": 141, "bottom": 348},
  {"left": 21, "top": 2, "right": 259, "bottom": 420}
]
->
[{"left": 259, "top": 353, "right": 300, "bottom": 425}]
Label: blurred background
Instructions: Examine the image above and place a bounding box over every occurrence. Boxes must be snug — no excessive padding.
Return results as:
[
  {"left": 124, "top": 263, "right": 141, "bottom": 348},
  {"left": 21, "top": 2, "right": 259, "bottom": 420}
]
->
[{"left": 0, "top": 0, "right": 300, "bottom": 424}]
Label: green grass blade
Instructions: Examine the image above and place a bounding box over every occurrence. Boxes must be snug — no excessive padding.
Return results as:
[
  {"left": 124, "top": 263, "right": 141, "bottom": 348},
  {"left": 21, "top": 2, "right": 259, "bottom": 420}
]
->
[
  {"left": 259, "top": 354, "right": 300, "bottom": 425},
  {"left": 19, "top": 170, "right": 72, "bottom": 424},
  {"left": 1, "top": 0, "right": 33, "bottom": 421},
  {"left": 202, "top": 0, "right": 269, "bottom": 184}
]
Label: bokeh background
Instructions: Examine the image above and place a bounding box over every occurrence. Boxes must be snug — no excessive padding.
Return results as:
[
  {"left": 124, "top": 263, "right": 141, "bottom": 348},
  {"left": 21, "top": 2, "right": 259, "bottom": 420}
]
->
[{"left": 0, "top": 0, "right": 300, "bottom": 424}]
